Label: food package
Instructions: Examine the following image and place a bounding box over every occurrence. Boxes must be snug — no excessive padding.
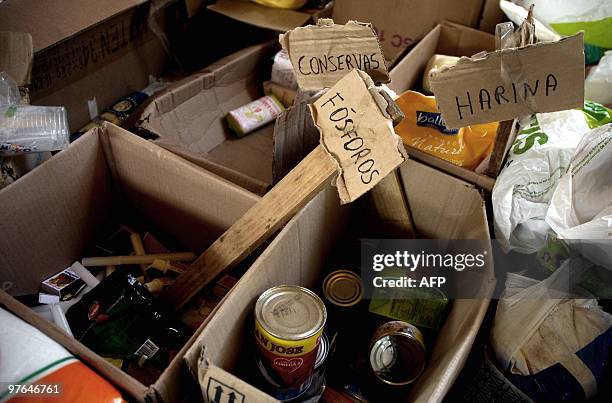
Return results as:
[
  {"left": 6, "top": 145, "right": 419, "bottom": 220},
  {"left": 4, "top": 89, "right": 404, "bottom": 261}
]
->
[
  {"left": 226, "top": 95, "right": 285, "bottom": 137},
  {"left": 585, "top": 51, "right": 612, "bottom": 106},
  {"left": 66, "top": 271, "right": 187, "bottom": 365},
  {"left": 251, "top": 0, "right": 307, "bottom": 9},
  {"left": 263, "top": 80, "right": 297, "bottom": 108},
  {"left": 546, "top": 123, "right": 612, "bottom": 269},
  {"left": 394, "top": 90, "right": 498, "bottom": 170},
  {"left": 0, "top": 307, "right": 125, "bottom": 402},
  {"left": 492, "top": 101, "right": 612, "bottom": 254},
  {"left": 491, "top": 258, "right": 612, "bottom": 402},
  {"left": 271, "top": 50, "right": 298, "bottom": 89},
  {"left": 422, "top": 54, "right": 459, "bottom": 94}
]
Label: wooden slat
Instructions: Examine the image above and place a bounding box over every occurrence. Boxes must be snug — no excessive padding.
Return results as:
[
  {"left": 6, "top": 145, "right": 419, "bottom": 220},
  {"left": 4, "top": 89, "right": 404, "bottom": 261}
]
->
[{"left": 161, "top": 145, "right": 337, "bottom": 310}]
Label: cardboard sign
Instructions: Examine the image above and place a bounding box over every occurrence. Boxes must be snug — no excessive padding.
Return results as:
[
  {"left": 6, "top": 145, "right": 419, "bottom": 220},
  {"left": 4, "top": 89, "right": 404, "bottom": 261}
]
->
[
  {"left": 310, "top": 69, "right": 405, "bottom": 204},
  {"left": 430, "top": 33, "right": 584, "bottom": 129},
  {"left": 280, "top": 19, "right": 389, "bottom": 91}
]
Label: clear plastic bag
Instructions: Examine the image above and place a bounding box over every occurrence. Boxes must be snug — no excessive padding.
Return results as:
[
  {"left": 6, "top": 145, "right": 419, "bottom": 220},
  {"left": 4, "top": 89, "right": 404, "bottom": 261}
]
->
[{"left": 0, "top": 72, "right": 69, "bottom": 155}]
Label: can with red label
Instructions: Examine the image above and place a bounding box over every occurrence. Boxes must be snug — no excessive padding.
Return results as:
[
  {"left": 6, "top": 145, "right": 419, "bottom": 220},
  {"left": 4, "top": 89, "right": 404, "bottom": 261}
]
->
[{"left": 254, "top": 285, "right": 327, "bottom": 401}]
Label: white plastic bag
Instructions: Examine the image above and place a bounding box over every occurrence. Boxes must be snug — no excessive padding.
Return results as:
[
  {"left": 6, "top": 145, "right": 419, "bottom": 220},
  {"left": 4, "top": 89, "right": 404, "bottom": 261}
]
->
[
  {"left": 546, "top": 123, "right": 612, "bottom": 268},
  {"left": 492, "top": 103, "right": 611, "bottom": 254},
  {"left": 491, "top": 257, "right": 612, "bottom": 401},
  {"left": 585, "top": 50, "right": 612, "bottom": 106},
  {"left": 516, "top": 0, "right": 612, "bottom": 48}
]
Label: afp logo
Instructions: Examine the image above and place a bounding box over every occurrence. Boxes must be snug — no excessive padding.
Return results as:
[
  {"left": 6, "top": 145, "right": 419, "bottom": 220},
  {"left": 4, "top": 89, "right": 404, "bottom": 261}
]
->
[
  {"left": 416, "top": 111, "right": 458, "bottom": 135},
  {"left": 206, "top": 377, "right": 246, "bottom": 403}
]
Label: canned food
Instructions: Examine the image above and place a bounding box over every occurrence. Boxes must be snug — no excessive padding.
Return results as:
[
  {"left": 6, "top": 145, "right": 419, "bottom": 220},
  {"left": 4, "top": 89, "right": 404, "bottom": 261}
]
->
[
  {"left": 369, "top": 321, "right": 426, "bottom": 386},
  {"left": 255, "top": 286, "right": 327, "bottom": 400},
  {"left": 322, "top": 270, "right": 363, "bottom": 307}
]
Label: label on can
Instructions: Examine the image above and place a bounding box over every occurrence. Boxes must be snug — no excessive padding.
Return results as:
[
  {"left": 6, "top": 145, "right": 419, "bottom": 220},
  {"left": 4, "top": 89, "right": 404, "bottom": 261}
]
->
[{"left": 255, "top": 320, "right": 322, "bottom": 388}]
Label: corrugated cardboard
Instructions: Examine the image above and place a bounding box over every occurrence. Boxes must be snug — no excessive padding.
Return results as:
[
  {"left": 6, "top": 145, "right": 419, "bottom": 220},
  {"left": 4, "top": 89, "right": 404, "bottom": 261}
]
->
[
  {"left": 389, "top": 22, "right": 497, "bottom": 191},
  {"left": 332, "top": 0, "right": 485, "bottom": 63},
  {"left": 0, "top": 0, "right": 174, "bottom": 130},
  {"left": 279, "top": 19, "right": 389, "bottom": 90},
  {"left": 311, "top": 69, "right": 405, "bottom": 203},
  {"left": 430, "top": 33, "right": 585, "bottom": 129},
  {"left": 184, "top": 158, "right": 495, "bottom": 402},
  {"left": 138, "top": 41, "right": 278, "bottom": 196},
  {"left": 479, "top": 0, "right": 507, "bottom": 33},
  {"left": 208, "top": 0, "right": 332, "bottom": 32},
  {"left": 0, "top": 123, "right": 260, "bottom": 402},
  {"left": 0, "top": 31, "right": 33, "bottom": 87}
]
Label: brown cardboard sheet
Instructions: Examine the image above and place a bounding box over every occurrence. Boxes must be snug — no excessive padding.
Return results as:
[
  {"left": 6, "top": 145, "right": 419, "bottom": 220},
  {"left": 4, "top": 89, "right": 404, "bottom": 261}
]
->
[
  {"left": 184, "top": 158, "right": 495, "bottom": 402},
  {"left": 310, "top": 69, "right": 405, "bottom": 203},
  {"left": 430, "top": 33, "right": 585, "bottom": 129},
  {"left": 138, "top": 41, "right": 278, "bottom": 195},
  {"left": 0, "top": 31, "right": 33, "bottom": 87},
  {"left": 389, "top": 22, "right": 497, "bottom": 191},
  {"left": 280, "top": 19, "right": 389, "bottom": 90},
  {"left": 0, "top": 123, "right": 260, "bottom": 402}
]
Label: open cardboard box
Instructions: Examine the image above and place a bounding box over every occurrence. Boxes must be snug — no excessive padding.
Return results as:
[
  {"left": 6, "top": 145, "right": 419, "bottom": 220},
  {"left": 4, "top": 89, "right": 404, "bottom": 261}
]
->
[
  {"left": 137, "top": 41, "right": 279, "bottom": 196},
  {"left": 0, "top": 123, "right": 261, "bottom": 402},
  {"left": 0, "top": 0, "right": 180, "bottom": 131},
  {"left": 184, "top": 158, "right": 496, "bottom": 402},
  {"left": 389, "top": 22, "right": 497, "bottom": 192}
]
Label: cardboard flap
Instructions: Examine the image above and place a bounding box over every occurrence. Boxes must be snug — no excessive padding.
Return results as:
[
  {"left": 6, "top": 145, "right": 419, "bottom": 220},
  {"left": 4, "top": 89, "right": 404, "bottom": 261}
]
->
[
  {"left": 430, "top": 33, "right": 585, "bottom": 128},
  {"left": 199, "top": 364, "right": 276, "bottom": 402},
  {"left": 208, "top": 0, "right": 316, "bottom": 32},
  {"left": 310, "top": 69, "right": 406, "bottom": 204},
  {"left": 280, "top": 19, "right": 389, "bottom": 90},
  {"left": 0, "top": 31, "right": 33, "bottom": 86},
  {"left": 0, "top": 0, "right": 152, "bottom": 52}
]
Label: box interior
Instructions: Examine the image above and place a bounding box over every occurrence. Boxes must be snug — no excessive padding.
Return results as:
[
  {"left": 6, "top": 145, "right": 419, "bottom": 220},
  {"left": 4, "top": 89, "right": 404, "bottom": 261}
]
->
[
  {"left": 139, "top": 41, "right": 279, "bottom": 196},
  {"left": 186, "top": 159, "right": 495, "bottom": 402},
  {"left": 0, "top": 124, "right": 259, "bottom": 297}
]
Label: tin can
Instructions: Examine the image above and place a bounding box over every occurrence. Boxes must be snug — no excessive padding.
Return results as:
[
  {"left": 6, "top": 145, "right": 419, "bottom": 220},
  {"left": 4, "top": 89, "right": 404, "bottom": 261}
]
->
[
  {"left": 255, "top": 285, "right": 327, "bottom": 400},
  {"left": 369, "top": 321, "right": 426, "bottom": 386},
  {"left": 322, "top": 270, "right": 363, "bottom": 307}
]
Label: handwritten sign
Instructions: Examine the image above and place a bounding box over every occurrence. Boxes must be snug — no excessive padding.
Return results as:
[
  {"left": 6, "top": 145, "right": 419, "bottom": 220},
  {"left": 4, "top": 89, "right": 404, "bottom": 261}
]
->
[
  {"left": 280, "top": 19, "right": 389, "bottom": 91},
  {"left": 430, "top": 33, "right": 584, "bottom": 129},
  {"left": 310, "top": 69, "right": 405, "bottom": 204}
]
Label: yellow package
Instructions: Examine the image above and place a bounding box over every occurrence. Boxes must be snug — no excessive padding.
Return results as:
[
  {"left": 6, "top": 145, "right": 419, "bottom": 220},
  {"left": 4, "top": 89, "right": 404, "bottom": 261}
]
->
[{"left": 395, "top": 91, "right": 498, "bottom": 170}]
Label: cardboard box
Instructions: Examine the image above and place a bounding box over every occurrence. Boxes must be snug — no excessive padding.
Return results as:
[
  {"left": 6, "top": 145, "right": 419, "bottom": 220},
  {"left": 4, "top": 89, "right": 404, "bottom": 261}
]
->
[
  {"left": 332, "top": 0, "right": 485, "bottom": 63},
  {"left": 184, "top": 158, "right": 495, "bottom": 402},
  {"left": 478, "top": 0, "right": 507, "bottom": 34},
  {"left": 0, "top": 123, "right": 261, "bottom": 402},
  {"left": 138, "top": 41, "right": 278, "bottom": 196},
  {"left": 0, "top": 0, "right": 176, "bottom": 131},
  {"left": 389, "top": 22, "right": 497, "bottom": 191},
  {"left": 207, "top": 0, "right": 332, "bottom": 32}
]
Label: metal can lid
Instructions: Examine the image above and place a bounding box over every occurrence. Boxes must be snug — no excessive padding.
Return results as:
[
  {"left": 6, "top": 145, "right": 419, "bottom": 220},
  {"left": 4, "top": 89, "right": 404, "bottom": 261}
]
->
[
  {"left": 369, "top": 321, "right": 426, "bottom": 386},
  {"left": 314, "top": 332, "right": 329, "bottom": 370},
  {"left": 256, "top": 285, "right": 327, "bottom": 341},
  {"left": 322, "top": 270, "right": 363, "bottom": 307}
]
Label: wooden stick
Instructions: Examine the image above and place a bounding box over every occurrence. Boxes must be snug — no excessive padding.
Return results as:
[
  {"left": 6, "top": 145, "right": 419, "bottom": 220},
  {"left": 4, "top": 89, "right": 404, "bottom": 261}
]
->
[
  {"left": 82, "top": 252, "right": 196, "bottom": 267},
  {"left": 161, "top": 145, "right": 337, "bottom": 310},
  {"left": 130, "top": 233, "right": 150, "bottom": 282}
]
